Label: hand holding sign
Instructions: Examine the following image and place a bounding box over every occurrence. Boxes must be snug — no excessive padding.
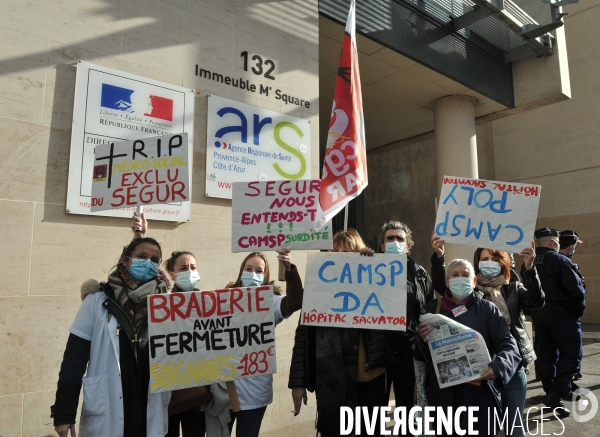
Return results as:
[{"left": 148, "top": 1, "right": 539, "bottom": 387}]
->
[
  {"left": 431, "top": 232, "right": 446, "bottom": 258},
  {"left": 132, "top": 211, "right": 147, "bottom": 237},
  {"left": 520, "top": 240, "right": 536, "bottom": 270}
]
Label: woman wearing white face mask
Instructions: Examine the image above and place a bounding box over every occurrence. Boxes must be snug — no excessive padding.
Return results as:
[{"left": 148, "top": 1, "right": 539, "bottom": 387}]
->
[
  {"left": 416, "top": 259, "right": 522, "bottom": 437},
  {"left": 430, "top": 235, "right": 544, "bottom": 437},
  {"left": 226, "top": 250, "right": 303, "bottom": 437}
]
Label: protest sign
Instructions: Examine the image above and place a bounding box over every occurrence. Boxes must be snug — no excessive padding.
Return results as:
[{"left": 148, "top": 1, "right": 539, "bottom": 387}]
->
[
  {"left": 90, "top": 133, "right": 189, "bottom": 212},
  {"left": 420, "top": 313, "right": 491, "bottom": 389},
  {"left": 301, "top": 253, "right": 407, "bottom": 330},
  {"left": 434, "top": 176, "right": 541, "bottom": 253},
  {"left": 231, "top": 180, "right": 333, "bottom": 252},
  {"left": 148, "top": 286, "right": 277, "bottom": 394}
]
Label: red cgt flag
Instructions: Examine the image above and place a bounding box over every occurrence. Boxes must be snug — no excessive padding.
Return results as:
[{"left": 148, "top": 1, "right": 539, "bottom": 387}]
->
[{"left": 314, "top": 0, "right": 367, "bottom": 230}]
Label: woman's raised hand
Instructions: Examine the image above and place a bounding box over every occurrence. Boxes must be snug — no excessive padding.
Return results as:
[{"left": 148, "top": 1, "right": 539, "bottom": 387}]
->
[
  {"left": 276, "top": 248, "right": 292, "bottom": 269},
  {"left": 359, "top": 247, "right": 375, "bottom": 257},
  {"left": 431, "top": 232, "right": 445, "bottom": 258},
  {"left": 131, "top": 212, "right": 147, "bottom": 237},
  {"left": 519, "top": 240, "right": 536, "bottom": 271}
]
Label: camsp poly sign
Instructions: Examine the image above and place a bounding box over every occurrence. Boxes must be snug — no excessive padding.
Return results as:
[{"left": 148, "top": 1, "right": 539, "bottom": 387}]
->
[
  {"left": 67, "top": 61, "right": 195, "bottom": 221},
  {"left": 301, "top": 253, "right": 407, "bottom": 331},
  {"left": 231, "top": 180, "right": 332, "bottom": 252},
  {"left": 90, "top": 134, "right": 189, "bottom": 212},
  {"left": 434, "top": 176, "right": 541, "bottom": 253},
  {"left": 148, "top": 286, "right": 277, "bottom": 393},
  {"left": 206, "top": 95, "right": 311, "bottom": 199}
]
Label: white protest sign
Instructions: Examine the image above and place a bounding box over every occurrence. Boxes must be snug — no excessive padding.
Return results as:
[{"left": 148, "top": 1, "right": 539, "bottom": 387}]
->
[
  {"left": 148, "top": 286, "right": 277, "bottom": 394},
  {"left": 67, "top": 61, "right": 194, "bottom": 221},
  {"left": 301, "top": 253, "right": 407, "bottom": 331},
  {"left": 90, "top": 133, "right": 189, "bottom": 212},
  {"left": 434, "top": 176, "right": 541, "bottom": 253},
  {"left": 231, "top": 180, "right": 333, "bottom": 252},
  {"left": 206, "top": 95, "right": 312, "bottom": 199}
]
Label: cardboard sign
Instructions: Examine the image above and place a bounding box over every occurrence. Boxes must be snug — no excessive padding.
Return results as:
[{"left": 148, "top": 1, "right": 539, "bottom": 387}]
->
[
  {"left": 90, "top": 134, "right": 189, "bottom": 212},
  {"left": 231, "top": 180, "right": 333, "bottom": 252},
  {"left": 434, "top": 176, "right": 541, "bottom": 253},
  {"left": 301, "top": 253, "right": 407, "bottom": 331},
  {"left": 67, "top": 61, "right": 195, "bottom": 221},
  {"left": 148, "top": 286, "right": 277, "bottom": 394},
  {"left": 206, "top": 95, "right": 312, "bottom": 199}
]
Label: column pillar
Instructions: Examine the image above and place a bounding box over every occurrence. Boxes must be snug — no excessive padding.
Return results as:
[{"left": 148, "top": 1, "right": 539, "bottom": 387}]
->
[{"left": 433, "top": 95, "right": 478, "bottom": 263}]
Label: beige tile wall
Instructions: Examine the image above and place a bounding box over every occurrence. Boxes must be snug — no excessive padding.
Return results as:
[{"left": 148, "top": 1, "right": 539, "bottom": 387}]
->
[{"left": 0, "top": 0, "right": 319, "bottom": 436}]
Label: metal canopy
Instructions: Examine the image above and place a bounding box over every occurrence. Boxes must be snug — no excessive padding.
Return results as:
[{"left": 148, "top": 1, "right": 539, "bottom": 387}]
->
[{"left": 405, "top": 0, "right": 563, "bottom": 62}]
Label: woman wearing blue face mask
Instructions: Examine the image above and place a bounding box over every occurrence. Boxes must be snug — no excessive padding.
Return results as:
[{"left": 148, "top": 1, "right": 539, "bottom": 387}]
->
[
  {"left": 416, "top": 259, "right": 522, "bottom": 437},
  {"left": 52, "top": 237, "right": 171, "bottom": 437},
  {"left": 429, "top": 236, "right": 544, "bottom": 437},
  {"left": 226, "top": 250, "right": 304, "bottom": 437}
]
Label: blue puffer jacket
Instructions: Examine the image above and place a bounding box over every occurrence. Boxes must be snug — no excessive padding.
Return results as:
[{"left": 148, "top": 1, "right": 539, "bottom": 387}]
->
[{"left": 416, "top": 290, "right": 521, "bottom": 437}]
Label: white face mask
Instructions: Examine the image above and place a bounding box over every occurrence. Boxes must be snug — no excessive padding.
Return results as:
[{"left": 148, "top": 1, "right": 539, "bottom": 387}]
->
[
  {"left": 175, "top": 270, "right": 201, "bottom": 291},
  {"left": 385, "top": 241, "right": 406, "bottom": 254},
  {"left": 241, "top": 271, "right": 264, "bottom": 287}
]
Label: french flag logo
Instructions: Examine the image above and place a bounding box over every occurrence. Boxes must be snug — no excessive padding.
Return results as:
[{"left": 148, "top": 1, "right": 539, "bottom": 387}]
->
[{"left": 100, "top": 83, "right": 173, "bottom": 121}]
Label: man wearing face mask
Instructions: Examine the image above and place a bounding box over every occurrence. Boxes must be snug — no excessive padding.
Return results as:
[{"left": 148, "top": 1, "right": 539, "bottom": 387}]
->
[
  {"left": 531, "top": 228, "right": 586, "bottom": 412},
  {"left": 378, "top": 221, "right": 433, "bottom": 413},
  {"left": 559, "top": 230, "right": 585, "bottom": 290}
]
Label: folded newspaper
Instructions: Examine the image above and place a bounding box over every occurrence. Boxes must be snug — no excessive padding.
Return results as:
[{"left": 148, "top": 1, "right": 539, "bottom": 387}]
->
[{"left": 420, "top": 313, "right": 491, "bottom": 389}]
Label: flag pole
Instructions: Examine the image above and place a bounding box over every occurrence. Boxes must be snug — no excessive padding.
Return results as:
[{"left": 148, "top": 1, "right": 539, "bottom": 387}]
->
[{"left": 343, "top": 203, "right": 349, "bottom": 231}]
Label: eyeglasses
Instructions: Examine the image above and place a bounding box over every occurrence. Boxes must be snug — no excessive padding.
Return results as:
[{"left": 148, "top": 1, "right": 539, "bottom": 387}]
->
[
  {"left": 128, "top": 252, "right": 161, "bottom": 266},
  {"left": 386, "top": 235, "right": 405, "bottom": 242}
]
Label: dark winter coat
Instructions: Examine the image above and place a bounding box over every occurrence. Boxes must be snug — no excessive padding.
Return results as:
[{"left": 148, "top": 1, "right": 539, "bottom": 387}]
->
[
  {"left": 416, "top": 291, "right": 521, "bottom": 437},
  {"left": 431, "top": 254, "right": 544, "bottom": 365}
]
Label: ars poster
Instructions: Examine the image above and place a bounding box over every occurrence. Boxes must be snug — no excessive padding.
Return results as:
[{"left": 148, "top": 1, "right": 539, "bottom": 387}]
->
[
  {"left": 67, "top": 61, "right": 195, "bottom": 221},
  {"left": 434, "top": 176, "right": 541, "bottom": 253}
]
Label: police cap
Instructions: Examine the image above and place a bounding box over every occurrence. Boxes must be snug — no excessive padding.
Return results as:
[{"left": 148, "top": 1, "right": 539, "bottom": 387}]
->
[
  {"left": 559, "top": 230, "right": 583, "bottom": 247},
  {"left": 534, "top": 228, "right": 560, "bottom": 239}
]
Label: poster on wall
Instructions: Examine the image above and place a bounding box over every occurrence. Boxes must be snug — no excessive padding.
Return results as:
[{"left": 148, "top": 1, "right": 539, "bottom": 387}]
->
[
  {"left": 90, "top": 134, "right": 189, "bottom": 212},
  {"left": 67, "top": 60, "right": 195, "bottom": 221},
  {"left": 148, "top": 286, "right": 277, "bottom": 393},
  {"left": 433, "top": 175, "right": 541, "bottom": 253},
  {"left": 231, "top": 179, "right": 332, "bottom": 252},
  {"left": 206, "top": 95, "right": 311, "bottom": 199},
  {"left": 300, "top": 253, "right": 408, "bottom": 331}
]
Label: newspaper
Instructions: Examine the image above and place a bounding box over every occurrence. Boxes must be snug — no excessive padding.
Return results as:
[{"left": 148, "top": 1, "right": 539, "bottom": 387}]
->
[{"left": 420, "top": 313, "right": 491, "bottom": 389}]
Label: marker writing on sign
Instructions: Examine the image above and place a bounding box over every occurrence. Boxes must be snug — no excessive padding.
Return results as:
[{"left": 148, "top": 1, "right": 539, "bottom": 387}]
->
[{"left": 436, "top": 184, "right": 524, "bottom": 245}]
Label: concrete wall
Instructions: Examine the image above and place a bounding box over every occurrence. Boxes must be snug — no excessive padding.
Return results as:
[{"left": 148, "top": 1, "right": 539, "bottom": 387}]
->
[
  {"left": 364, "top": 123, "right": 494, "bottom": 269},
  {"left": 0, "top": 1, "right": 319, "bottom": 436}
]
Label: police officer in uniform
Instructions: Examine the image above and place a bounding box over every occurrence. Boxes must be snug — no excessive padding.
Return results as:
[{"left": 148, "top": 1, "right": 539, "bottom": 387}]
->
[
  {"left": 531, "top": 228, "right": 586, "bottom": 416},
  {"left": 559, "top": 230, "right": 585, "bottom": 289}
]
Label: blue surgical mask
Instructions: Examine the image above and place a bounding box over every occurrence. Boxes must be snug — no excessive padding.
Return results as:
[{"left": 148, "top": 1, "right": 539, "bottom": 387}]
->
[
  {"left": 176, "top": 270, "right": 201, "bottom": 291},
  {"left": 128, "top": 259, "right": 158, "bottom": 282},
  {"left": 479, "top": 261, "right": 502, "bottom": 279},
  {"left": 449, "top": 277, "right": 474, "bottom": 300},
  {"left": 241, "top": 271, "right": 264, "bottom": 287},
  {"left": 569, "top": 247, "right": 576, "bottom": 257},
  {"left": 385, "top": 241, "right": 406, "bottom": 254}
]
